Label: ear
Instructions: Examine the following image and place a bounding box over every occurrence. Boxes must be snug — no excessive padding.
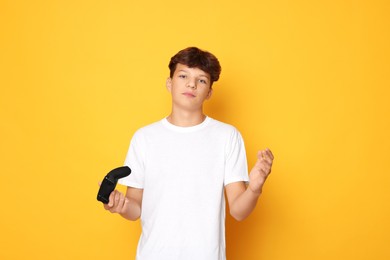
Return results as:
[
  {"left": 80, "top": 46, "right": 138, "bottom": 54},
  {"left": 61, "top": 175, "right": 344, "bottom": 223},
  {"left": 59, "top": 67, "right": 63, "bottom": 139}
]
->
[
  {"left": 206, "top": 88, "right": 213, "bottom": 100},
  {"left": 166, "top": 77, "right": 172, "bottom": 93}
]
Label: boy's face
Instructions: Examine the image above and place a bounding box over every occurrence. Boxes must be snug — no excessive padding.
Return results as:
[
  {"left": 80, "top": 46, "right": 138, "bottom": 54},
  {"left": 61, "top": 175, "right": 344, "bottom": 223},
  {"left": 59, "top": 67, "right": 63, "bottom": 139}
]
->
[{"left": 166, "top": 63, "right": 213, "bottom": 112}]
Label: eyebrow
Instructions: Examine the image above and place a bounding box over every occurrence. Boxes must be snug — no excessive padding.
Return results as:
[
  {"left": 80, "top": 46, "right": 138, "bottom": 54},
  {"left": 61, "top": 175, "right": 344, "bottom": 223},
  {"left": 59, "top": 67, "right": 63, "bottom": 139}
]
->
[{"left": 178, "top": 70, "right": 210, "bottom": 79}]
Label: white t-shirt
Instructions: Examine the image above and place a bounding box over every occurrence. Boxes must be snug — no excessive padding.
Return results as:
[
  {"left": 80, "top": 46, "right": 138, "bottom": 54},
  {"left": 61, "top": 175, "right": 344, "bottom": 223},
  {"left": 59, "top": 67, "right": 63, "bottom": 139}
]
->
[{"left": 119, "top": 116, "right": 249, "bottom": 260}]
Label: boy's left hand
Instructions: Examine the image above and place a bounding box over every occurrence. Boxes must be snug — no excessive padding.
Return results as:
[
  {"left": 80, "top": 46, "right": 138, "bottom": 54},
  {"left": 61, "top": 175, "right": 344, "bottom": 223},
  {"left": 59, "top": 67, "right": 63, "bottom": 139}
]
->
[{"left": 248, "top": 148, "right": 274, "bottom": 195}]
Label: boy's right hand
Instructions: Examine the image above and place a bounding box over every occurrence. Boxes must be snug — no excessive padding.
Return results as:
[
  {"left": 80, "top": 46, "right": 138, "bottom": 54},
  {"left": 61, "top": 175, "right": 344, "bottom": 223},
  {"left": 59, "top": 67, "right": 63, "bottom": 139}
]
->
[
  {"left": 98, "top": 182, "right": 143, "bottom": 221},
  {"left": 98, "top": 183, "right": 130, "bottom": 214}
]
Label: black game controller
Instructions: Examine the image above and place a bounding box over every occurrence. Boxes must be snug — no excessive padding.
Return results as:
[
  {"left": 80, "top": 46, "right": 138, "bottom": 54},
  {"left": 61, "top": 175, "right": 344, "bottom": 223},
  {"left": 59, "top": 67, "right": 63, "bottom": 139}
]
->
[{"left": 97, "top": 166, "right": 131, "bottom": 204}]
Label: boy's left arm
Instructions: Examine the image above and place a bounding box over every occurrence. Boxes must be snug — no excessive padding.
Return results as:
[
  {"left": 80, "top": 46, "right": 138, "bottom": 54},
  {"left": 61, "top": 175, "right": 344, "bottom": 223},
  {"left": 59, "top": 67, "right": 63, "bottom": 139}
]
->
[{"left": 225, "top": 148, "right": 274, "bottom": 221}]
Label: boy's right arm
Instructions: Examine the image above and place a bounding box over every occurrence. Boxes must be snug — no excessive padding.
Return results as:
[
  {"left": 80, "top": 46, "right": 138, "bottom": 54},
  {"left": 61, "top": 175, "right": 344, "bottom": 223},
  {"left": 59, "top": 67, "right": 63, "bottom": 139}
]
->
[{"left": 103, "top": 187, "right": 143, "bottom": 221}]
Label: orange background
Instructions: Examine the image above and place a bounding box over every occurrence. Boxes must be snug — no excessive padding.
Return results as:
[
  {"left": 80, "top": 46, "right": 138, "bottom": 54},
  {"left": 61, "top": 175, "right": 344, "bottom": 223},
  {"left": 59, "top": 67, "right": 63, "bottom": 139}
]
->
[{"left": 1, "top": 0, "right": 389, "bottom": 259}]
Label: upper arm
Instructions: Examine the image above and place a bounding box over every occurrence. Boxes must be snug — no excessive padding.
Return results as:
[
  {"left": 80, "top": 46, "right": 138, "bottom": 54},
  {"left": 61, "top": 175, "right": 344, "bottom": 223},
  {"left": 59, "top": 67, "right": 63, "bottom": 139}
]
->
[{"left": 225, "top": 181, "right": 246, "bottom": 209}]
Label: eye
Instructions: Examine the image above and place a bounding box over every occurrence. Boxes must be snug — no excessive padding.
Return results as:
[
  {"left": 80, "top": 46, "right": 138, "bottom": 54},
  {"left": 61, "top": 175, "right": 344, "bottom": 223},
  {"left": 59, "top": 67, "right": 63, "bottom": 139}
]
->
[
  {"left": 178, "top": 74, "right": 187, "bottom": 79},
  {"left": 199, "top": 79, "right": 208, "bottom": 84}
]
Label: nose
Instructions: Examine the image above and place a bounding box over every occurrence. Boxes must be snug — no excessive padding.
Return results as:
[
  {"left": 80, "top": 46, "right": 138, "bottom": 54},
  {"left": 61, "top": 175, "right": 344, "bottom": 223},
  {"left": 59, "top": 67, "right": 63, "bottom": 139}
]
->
[{"left": 186, "top": 78, "right": 196, "bottom": 89}]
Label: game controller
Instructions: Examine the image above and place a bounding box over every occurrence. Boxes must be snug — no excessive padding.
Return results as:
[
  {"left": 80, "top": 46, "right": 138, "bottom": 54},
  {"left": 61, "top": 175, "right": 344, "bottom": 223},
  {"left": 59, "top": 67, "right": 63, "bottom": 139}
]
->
[{"left": 97, "top": 166, "right": 131, "bottom": 204}]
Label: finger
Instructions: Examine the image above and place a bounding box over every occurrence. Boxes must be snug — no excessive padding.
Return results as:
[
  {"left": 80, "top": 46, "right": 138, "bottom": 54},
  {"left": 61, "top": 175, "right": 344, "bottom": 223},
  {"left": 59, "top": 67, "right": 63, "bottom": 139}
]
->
[
  {"left": 258, "top": 150, "right": 267, "bottom": 161},
  {"left": 259, "top": 167, "right": 271, "bottom": 178},
  {"left": 109, "top": 191, "right": 120, "bottom": 213},
  {"left": 262, "top": 151, "right": 271, "bottom": 164},
  {"left": 261, "top": 158, "right": 272, "bottom": 168},
  {"left": 108, "top": 190, "right": 116, "bottom": 207},
  {"left": 265, "top": 148, "right": 274, "bottom": 160},
  {"left": 257, "top": 150, "right": 263, "bottom": 160},
  {"left": 114, "top": 191, "right": 121, "bottom": 207},
  {"left": 263, "top": 155, "right": 273, "bottom": 166},
  {"left": 103, "top": 202, "right": 111, "bottom": 210},
  {"left": 259, "top": 163, "right": 271, "bottom": 174},
  {"left": 257, "top": 150, "right": 271, "bottom": 167},
  {"left": 116, "top": 193, "right": 126, "bottom": 213},
  {"left": 103, "top": 191, "right": 114, "bottom": 210},
  {"left": 260, "top": 149, "right": 273, "bottom": 165}
]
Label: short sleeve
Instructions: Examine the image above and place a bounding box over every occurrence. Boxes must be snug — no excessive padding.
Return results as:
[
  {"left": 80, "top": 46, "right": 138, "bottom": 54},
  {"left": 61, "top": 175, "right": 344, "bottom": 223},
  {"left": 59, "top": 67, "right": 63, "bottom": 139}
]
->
[
  {"left": 118, "top": 130, "right": 145, "bottom": 189},
  {"left": 224, "top": 128, "right": 249, "bottom": 186}
]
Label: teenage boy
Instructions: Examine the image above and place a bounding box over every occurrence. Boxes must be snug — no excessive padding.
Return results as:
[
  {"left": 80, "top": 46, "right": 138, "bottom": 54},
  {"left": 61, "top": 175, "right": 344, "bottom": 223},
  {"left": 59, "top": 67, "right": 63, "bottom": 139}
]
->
[{"left": 102, "top": 47, "right": 274, "bottom": 260}]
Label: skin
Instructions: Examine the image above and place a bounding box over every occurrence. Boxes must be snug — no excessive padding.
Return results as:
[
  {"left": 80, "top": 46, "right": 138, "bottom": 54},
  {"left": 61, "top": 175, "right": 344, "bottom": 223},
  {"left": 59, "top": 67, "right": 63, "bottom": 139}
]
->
[{"left": 101, "top": 63, "right": 274, "bottom": 221}]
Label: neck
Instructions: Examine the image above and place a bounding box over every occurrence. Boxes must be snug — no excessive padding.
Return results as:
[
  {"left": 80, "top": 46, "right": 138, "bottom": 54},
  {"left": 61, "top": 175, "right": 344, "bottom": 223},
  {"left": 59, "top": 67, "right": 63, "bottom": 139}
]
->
[{"left": 167, "top": 109, "right": 206, "bottom": 127}]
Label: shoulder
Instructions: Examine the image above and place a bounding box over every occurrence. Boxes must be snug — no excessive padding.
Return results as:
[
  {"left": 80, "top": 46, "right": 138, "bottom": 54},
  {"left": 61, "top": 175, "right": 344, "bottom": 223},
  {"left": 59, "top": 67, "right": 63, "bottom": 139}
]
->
[
  {"left": 208, "top": 117, "right": 242, "bottom": 137},
  {"left": 130, "top": 119, "right": 165, "bottom": 141}
]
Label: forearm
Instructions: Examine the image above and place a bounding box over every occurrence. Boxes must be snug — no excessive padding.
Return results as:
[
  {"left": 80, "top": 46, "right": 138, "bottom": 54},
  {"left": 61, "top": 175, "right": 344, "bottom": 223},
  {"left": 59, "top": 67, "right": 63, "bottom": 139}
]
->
[
  {"left": 120, "top": 198, "right": 141, "bottom": 221},
  {"left": 227, "top": 148, "right": 274, "bottom": 221},
  {"left": 229, "top": 186, "right": 261, "bottom": 221}
]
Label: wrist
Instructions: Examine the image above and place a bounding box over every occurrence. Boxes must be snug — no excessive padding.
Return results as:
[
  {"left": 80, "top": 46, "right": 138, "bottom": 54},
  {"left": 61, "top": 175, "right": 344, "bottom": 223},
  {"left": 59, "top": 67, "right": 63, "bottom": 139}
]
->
[{"left": 248, "top": 185, "right": 262, "bottom": 197}]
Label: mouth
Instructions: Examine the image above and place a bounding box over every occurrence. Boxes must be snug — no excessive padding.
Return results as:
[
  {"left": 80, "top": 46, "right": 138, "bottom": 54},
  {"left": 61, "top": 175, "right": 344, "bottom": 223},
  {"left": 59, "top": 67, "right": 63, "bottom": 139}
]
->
[{"left": 182, "top": 92, "right": 196, "bottom": 98}]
